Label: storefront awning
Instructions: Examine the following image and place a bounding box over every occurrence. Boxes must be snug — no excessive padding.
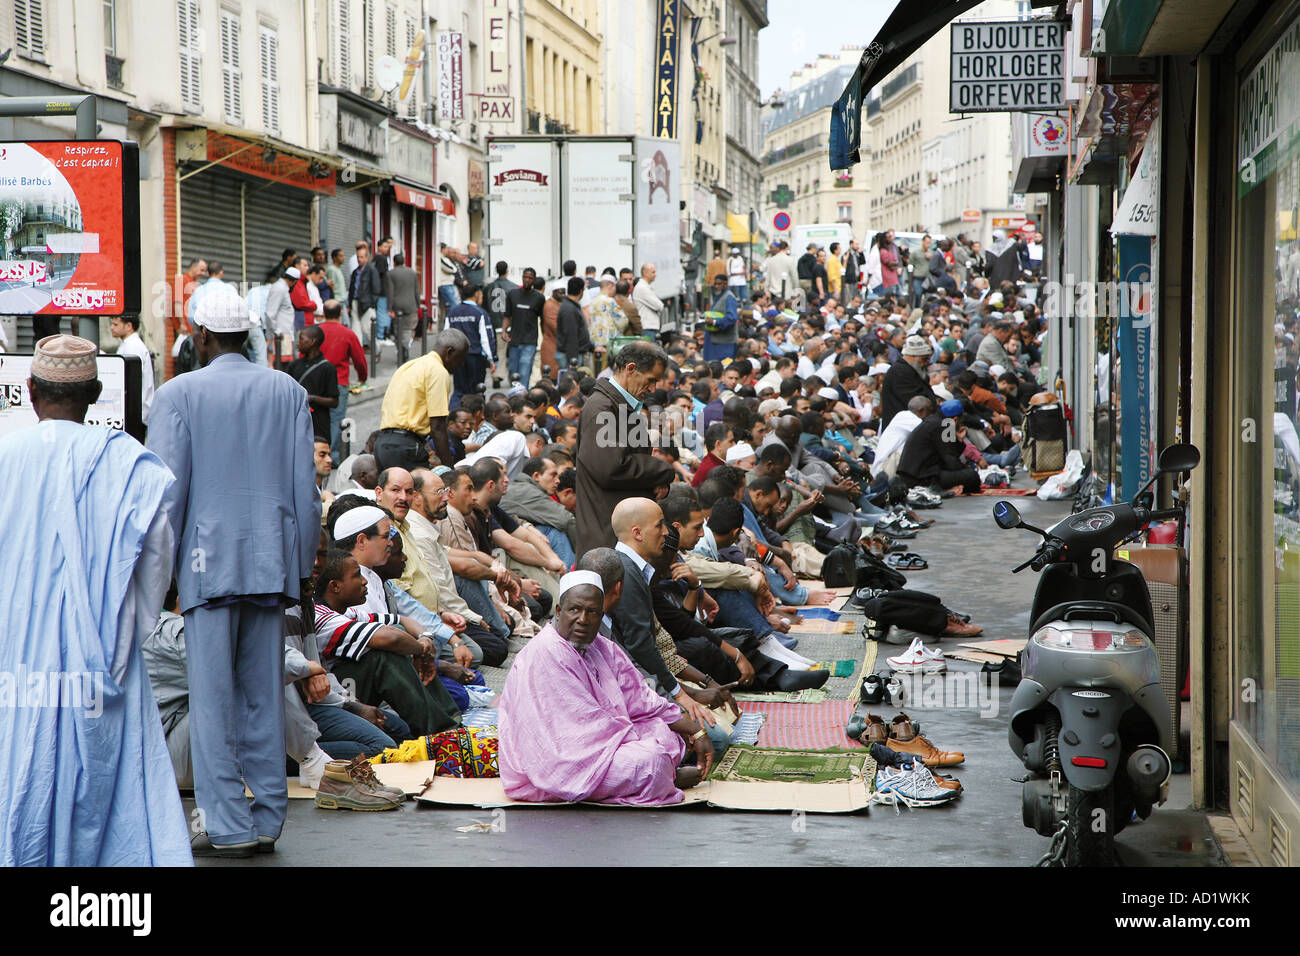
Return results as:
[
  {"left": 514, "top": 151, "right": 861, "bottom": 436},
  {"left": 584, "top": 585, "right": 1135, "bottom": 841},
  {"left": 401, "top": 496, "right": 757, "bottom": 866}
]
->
[
  {"left": 830, "top": 0, "right": 982, "bottom": 169},
  {"left": 1097, "top": 0, "right": 1235, "bottom": 56},
  {"left": 727, "top": 213, "right": 757, "bottom": 245},
  {"left": 394, "top": 182, "right": 454, "bottom": 215},
  {"left": 174, "top": 122, "right": 379, "bottom": 194},
  {"left": 1070, "top": 83, "right": 1159, "bottom": 186}
]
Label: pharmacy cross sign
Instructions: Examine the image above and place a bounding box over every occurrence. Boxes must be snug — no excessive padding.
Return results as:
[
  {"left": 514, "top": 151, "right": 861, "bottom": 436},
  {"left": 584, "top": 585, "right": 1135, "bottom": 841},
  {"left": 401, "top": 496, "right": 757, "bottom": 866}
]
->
[{"left": 769, "top": 184, "right": 795, "bottom": 208}]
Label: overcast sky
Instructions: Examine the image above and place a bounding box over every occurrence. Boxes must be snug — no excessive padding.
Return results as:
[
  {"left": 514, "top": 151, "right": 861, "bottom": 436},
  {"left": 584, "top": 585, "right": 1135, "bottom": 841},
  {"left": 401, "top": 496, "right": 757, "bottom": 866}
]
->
[{"left": 758, "top": 0, "right": 895, "bottom": 98}]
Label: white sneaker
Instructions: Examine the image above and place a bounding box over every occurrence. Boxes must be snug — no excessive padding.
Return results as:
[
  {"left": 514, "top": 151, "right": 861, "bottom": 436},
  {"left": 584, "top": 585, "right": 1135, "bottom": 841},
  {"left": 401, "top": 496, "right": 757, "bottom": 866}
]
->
[
  {"left": 298, "top": 745, "right": 330, "bottom": 790},
  {"left": 874, "top": 759, "right": 957, "bottom": 806},
  {"left": 886, "top": 637, "right": 947, "bottom": 673}
]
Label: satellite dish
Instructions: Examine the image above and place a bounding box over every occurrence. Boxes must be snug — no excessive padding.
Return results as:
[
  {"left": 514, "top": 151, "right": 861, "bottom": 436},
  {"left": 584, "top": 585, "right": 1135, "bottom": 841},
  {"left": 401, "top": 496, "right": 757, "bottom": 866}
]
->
[{"left": 376, "top": 56, "right": 403, "bottom": 93}]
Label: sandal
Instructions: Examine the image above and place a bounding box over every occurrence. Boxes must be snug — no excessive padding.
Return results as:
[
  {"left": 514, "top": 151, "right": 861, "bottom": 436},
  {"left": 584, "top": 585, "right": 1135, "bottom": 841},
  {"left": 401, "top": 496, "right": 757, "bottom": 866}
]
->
[
  {"left": 885, "top": 552, "right": 928, "bottom": 570},
  {"left": 885, "top": 674, "right": 905, "bottom": 706}
]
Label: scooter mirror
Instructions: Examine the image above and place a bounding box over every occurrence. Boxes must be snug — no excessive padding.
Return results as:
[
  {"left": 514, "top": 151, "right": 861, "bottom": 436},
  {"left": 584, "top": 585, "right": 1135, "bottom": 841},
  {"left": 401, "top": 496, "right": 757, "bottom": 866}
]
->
[
  {"left": 993, "top": 501, "right": 1022, "bottom": 530},
  {"left": 1157, "top": 442, "right": 1201, "bottom": 475}
]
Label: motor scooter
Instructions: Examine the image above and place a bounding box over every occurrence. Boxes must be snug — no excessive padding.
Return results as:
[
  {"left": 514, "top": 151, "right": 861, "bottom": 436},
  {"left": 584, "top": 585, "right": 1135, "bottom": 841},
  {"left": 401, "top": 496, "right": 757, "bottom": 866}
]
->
[{"left": 991, "top": 442, "right": 1200, "bottom": 865}]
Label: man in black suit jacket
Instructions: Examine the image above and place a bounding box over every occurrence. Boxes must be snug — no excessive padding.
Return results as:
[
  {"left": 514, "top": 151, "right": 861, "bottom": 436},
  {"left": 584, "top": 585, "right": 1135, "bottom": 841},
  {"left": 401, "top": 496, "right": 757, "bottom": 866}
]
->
[{"left": 607, "top": 499, "right": 733, "bottom": 728}]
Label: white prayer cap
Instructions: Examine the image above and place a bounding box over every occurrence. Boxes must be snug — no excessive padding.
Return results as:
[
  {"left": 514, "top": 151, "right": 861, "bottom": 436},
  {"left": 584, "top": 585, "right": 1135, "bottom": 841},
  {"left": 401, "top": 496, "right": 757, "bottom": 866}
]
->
[
  {"left": 989, "top": 364, "right": 1006, "bottom": 378},
  {"left": 32, "top": 334, "right": 97, "bottom": 382},
  {"left": 558, "top": 570, "right": 604, "bottom": 600},
  {"left": 815, "top": 367, "right": 835, "bottom": 385},
  {"left": 817, "top": 387, "right": 841, "bottom": 401},
  {"left": 332, "top": 505, "right": 387, "bottom": 542},
  {"left": 758, "top": 398, "right": 784, "bottom": 417},
  {"left": 285, "top": 266, "right": 302, "bottom": 279},
  {"left": 868, "top": 363, "right": 891, "bottom": 377},
  {"left": 725, "top": 441, "right": 756, "bottom": 464},
  {"left": 193, "top": 284, "right": 253, "bottom": 332}
]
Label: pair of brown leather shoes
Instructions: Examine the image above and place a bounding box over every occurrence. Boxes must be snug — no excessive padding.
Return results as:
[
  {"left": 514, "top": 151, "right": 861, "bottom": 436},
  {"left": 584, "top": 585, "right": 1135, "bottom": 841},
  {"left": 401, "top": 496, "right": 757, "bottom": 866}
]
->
[
  {"left": 885, "top": 713, "right": 965, "bottom": 767},
  {"left": 942, "top": 615, "right": 983, "bottom": 638}
]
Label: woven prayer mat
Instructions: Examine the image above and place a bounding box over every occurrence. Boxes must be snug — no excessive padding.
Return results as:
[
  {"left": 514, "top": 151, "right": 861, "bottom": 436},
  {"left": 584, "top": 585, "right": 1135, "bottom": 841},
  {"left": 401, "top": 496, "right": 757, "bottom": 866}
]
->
[
  {"left": 709, "top": 746, "right": 876, "bottom": 791},
  {"left": 759, "top": 631, "right": 873, "bottom": 701},
  {"left": 414, "top": 771, "right": 873, "bottom": 813},
  {"left": 736, "top": 699, "right": 864, "bottom": 751},
  {"left": 974, "top": 487, "right": 1038, "bottom": 496}
]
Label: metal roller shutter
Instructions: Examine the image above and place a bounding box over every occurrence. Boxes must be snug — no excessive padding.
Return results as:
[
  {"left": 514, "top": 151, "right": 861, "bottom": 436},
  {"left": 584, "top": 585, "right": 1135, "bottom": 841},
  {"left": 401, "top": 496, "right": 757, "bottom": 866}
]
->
[
  {"left": 180, "top": 169, "right": 313, "bottom": 288},
  {"left": 321, "top": 186, "right": 368, "bottom": 262}
]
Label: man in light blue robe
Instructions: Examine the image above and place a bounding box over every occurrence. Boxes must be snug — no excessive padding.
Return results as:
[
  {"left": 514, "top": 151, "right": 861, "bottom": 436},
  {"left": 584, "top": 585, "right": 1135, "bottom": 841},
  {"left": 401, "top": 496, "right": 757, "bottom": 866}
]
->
[
  {"left": 0, "top": 334, "right": 192, "bottom": 866},
  {"left": 148, "top": 286, "right": 321, "bottom": 858}
]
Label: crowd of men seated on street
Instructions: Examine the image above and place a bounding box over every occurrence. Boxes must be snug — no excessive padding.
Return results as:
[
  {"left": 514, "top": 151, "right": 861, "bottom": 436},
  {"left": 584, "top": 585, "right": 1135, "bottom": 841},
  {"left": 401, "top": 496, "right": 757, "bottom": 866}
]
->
[{"left": 143, "top": 272, "right": 1048, "bottom": 807}]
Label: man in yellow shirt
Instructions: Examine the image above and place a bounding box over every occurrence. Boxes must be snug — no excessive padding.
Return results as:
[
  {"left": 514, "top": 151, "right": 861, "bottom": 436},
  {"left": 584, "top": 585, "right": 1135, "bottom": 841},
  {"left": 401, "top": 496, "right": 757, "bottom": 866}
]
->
[
  {"left": 375, "top": 329, "right": 469, "bottom": 471},
  {"left": 827, "top": 241, "right": 844, "bottom": 297}
]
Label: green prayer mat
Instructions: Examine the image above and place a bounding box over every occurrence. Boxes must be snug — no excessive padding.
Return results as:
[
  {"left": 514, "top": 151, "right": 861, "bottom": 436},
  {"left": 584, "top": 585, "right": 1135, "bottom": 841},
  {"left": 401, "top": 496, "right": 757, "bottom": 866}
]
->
[{"left": 708, "top": 746, "right": 877, "bottom": 787}]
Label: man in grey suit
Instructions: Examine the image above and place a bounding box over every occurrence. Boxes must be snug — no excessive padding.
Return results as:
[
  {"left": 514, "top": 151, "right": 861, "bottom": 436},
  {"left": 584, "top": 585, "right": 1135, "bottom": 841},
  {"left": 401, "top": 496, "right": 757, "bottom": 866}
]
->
[
  {"left": 148, "top": 284, "right": 321, "bottom": 859},
  {"left": 385, "top": 252, "right": 422, "bottom": 365}
]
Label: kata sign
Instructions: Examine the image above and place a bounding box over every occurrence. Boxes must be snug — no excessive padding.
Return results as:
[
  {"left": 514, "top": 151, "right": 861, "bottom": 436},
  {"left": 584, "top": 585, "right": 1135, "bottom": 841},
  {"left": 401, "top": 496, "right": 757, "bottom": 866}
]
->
[
  {"left": 653, "top": 0, "right": 679, "bottom": 138},
  {"left": 950, "top": 20, "right": 1064, "bottom": 113}
]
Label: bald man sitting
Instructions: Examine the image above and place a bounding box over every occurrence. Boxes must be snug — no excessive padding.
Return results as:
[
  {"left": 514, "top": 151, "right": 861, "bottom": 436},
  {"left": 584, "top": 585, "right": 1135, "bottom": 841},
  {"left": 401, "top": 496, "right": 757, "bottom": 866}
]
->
[
  {"left": 498, "top": 572, "right": 713, "bottom": 805},
  {"left": 609, "top": 497, "right": 733, "bottom": 729}
]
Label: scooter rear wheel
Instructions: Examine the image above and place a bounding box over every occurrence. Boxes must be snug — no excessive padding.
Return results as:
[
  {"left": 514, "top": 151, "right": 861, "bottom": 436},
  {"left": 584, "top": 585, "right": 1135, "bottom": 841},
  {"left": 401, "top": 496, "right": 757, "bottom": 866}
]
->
[{"left": 1065, "top": 784, "right": 1119, "bottom": 867}]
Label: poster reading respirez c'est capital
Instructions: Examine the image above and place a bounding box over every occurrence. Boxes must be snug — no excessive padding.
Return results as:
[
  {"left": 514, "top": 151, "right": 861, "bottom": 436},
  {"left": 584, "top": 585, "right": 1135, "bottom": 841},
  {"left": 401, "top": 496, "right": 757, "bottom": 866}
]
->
[{"left": 0, "top": 141, "right": 128, "bottom": 316}]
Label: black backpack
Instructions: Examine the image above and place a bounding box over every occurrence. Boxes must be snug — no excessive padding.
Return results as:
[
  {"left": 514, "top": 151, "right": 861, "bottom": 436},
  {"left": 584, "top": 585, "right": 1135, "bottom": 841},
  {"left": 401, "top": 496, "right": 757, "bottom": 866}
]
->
[
  {"left": 821, "top": 544, "right": 908, "bottom": 591},
  {"left": 859, "top": 589, "right": 949, "bottom": 635}
]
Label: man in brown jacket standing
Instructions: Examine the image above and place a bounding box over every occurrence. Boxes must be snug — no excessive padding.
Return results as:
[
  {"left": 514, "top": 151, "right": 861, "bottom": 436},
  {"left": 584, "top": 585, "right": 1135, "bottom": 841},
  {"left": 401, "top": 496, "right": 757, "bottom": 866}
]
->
[{"left": 575, "top": 340, "right": 675, "bottom": 555}]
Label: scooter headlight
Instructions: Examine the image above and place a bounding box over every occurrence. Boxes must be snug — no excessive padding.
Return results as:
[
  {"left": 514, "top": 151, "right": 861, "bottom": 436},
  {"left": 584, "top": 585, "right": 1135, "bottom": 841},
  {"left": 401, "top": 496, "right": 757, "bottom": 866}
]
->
[{"left": 1031, "top": 625, "right": 1151, "bottom": 651}]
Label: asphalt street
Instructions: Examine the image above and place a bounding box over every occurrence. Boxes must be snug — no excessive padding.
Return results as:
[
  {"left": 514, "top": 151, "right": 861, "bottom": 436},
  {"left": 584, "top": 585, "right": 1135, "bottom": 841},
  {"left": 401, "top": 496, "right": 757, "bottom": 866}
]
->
[{"left": 191, "top": 485, "right": 1225, "bottom": 867}]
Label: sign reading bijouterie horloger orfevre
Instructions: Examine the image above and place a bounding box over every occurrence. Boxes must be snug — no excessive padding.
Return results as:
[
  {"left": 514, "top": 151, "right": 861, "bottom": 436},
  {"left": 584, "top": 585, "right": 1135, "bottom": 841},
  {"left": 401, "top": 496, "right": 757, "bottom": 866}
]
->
[
  {"left": 437, "top": 31, "right": 464, "bottom": 121},
  {"left": 949, "top": 20, "right": 1064, "bottom": 113}
]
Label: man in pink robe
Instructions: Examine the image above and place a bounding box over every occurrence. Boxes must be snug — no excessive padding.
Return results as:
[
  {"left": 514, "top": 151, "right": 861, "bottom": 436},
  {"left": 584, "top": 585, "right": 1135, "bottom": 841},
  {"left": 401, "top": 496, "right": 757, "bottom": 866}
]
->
[{"left": 498, "top": 571, "right": 712, "bottom": 805}]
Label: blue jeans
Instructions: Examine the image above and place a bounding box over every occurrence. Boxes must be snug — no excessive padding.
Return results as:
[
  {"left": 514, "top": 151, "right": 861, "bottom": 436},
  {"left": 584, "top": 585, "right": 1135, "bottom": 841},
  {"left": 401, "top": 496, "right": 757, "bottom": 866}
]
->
[
  {"left": 455, "top": 575, "right": 510, "bottom": 641},
  {"left": 507, "top": 344, "right": 537, "bottom": 385},
  {"left": 438, "top": 284, "right": 460, "bottom": 311},
  {"left": 537, "top": 525, "right": 575, "bottom": 569},
  {"left": 245, "top": 323, "right": 268, "bottom": 366},
  {"left": 984, "top": 444, "right": 1022, "bottom": 468},
  {"left": 375, "top": 296, "right": 390, "bottom": 339},
  {"left": 307, "top": 703, "right": 408, "bottom": 759},
  {"left": 329, "top": 389, "right": 349, "bottom": 464},
  {"left": 762, "top": 564, "right": 808, "bottom": 606},
  {"left": 709, "top": 587, "right": 773, "bottom": 640}
]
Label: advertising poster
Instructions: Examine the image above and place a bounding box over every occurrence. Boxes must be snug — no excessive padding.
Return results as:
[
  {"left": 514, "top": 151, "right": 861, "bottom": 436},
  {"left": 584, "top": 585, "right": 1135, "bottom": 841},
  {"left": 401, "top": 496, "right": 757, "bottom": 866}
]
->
[
  {"left": 0, "top": 352, "right": 130, "bottom": 439},
  {"left": 0, "top": 141, "right": 132, "bottom": 315}
]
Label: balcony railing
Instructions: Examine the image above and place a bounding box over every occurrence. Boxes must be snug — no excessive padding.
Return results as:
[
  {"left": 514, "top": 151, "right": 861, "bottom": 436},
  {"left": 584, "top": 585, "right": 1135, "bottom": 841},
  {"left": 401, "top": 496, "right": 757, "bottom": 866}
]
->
[
  {"left": 881, "top": 63, "right": 920, "bottom": 102},
  {"left": 761, "top": 132, "right": 825, "bottom": 167}
]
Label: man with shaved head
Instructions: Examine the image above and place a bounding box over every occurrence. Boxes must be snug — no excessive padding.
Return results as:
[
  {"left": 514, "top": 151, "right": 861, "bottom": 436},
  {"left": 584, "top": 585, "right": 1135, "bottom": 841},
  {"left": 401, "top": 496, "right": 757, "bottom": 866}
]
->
[{"left": 610, "top": 498, "right": 731, "bottom": 729}]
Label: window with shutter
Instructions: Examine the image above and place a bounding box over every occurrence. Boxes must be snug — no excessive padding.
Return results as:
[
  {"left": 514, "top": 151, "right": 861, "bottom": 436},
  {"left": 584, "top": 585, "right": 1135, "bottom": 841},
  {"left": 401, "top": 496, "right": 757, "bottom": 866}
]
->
[
  {"left": 260, "top": 26, "right": 280, "bottom": 136},
  {"left": 178, "top": 0, "right": 201, "bottom": 112},
  {"left": 335, "top": 0, "right": 351, "bottom": 88},
  {"left": 384, "top": 5, "right": 397, "bottom": 110},
  {"left": 14, "top": 0, "right": 46, "bottom": 59},
  {"left": 404, "top": 19, "right": 417, "bottom": 119},
  {"left": 362, "top": 0, "right": 374, "bottom": 94},
  {"left": 221, "top": 11, "right": 242, "bottom": 124}
]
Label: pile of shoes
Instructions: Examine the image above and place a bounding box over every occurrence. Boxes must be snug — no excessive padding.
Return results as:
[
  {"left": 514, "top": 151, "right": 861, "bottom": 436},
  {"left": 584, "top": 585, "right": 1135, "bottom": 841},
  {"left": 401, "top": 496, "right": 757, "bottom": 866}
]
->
[{"left": 847, "top": 709, "right": 965, "bottom": 806}]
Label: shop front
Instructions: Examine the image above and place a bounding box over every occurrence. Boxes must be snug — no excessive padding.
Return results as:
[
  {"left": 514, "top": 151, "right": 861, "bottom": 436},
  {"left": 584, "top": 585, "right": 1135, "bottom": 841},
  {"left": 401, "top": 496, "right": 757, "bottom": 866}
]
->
[
  {"left": 382, "top": 121, "right": 442, "bottom": 322},
  {"left": 317, "top": 88, "right": 392, "bottom": 269},
  {"left": 1223, "top": 1, "right": 1300, "bottom": 864}
]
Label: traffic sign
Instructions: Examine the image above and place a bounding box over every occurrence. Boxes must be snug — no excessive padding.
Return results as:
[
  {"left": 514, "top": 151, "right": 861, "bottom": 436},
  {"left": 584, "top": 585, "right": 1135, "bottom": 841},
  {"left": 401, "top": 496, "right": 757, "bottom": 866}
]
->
[{"left": 773, "top": 212, "right": 791, "bottom": 231}]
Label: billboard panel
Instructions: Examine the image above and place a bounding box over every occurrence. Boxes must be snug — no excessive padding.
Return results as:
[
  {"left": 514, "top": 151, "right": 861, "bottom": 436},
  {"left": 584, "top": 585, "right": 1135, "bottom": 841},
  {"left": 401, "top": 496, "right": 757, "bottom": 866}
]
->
[
  {"left": 635, "top": 137, "right": 682, "bottom": 299},
  {"left": 0, "top": 141, "right": 139, "bottom": 315},
  {"left": 563, "top": 140, "right": 633, "bottom": 281}
]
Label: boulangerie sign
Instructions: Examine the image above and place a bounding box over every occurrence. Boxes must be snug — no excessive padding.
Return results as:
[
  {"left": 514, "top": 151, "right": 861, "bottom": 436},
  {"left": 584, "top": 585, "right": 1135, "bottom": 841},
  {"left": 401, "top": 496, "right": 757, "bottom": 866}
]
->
[{"left": 437, "top": 31, "right": 464, "bottom": 121}]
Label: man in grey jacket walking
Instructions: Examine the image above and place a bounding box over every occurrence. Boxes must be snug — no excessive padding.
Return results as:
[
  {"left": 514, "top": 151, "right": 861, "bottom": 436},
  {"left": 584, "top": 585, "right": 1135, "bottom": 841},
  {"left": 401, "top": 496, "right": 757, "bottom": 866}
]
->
[
  {"left": 148, "top": 285, "right": 321, "bottom": 858},
  {"left": 385, "top": 252, "right": 422, "bottom": 364}
]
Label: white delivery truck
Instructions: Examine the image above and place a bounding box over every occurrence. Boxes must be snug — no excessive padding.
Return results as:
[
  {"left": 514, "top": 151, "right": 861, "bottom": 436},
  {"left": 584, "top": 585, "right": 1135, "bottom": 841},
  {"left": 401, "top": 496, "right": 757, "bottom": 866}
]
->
[
  {"left": 484, "top": 135, "right": 683, "bottom": 313},
  {"left": 790, "top": 222, "right": 855, "bottom": 254}
]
